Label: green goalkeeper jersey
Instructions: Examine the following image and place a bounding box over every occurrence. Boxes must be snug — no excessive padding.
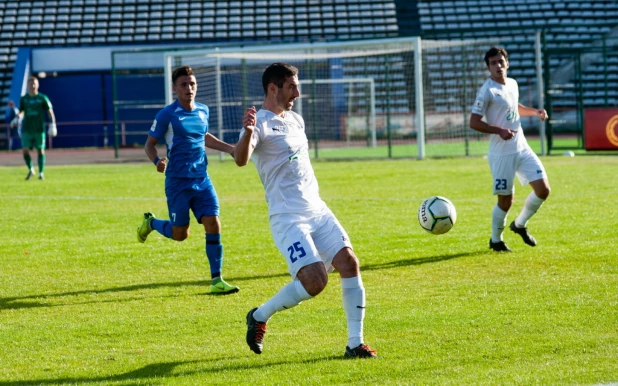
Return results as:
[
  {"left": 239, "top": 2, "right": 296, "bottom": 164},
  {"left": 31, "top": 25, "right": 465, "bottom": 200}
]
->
[{"left": 19, "top": 93, "right": 53, "bottom": 135}]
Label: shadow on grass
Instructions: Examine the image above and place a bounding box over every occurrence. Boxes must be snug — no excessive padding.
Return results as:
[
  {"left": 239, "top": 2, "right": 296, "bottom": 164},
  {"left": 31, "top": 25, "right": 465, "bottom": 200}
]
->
[
  {"left": 0, "top": 251, "right": 482, "bottom": 310},
  {"left": 0, "top": 273, "right": 288, "bottom": 310},
  {"left": 362, "top": 250, "right": 485, "bottom": 271},
  {"left": 0, "top": 355, "right": 343, "bottom": 385}
]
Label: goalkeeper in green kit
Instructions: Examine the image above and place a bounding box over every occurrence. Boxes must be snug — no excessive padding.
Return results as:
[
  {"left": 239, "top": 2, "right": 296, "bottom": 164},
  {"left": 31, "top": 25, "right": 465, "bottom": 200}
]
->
[{"left": 13, "top": 75, "right": 57, "bottom": 180}]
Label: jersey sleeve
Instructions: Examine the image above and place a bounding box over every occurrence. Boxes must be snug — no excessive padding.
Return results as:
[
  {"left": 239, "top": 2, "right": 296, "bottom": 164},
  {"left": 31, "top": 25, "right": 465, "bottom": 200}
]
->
[
  {"left": 149, "top": 109, "right": 170, "bottom": 140},
  {"left": 42, "top": 95, "right": 53, "bottom": 110},
  {"left": 18, "top": 96, "right": 25, "bottom": 112},
  {"left": 471, "top": 86, "right": 490, "bottom": 116}
]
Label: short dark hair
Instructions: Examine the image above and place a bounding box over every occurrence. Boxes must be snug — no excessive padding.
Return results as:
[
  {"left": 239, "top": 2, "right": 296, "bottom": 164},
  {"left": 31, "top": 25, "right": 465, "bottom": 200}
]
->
[
  {"left": 28, "top": 75, "right": 38, "bottom": 81},
  {"left": 172, "top": 65, "right": 194, "bottom": 84},
  {"left": 262, "top": 63, "right": 298, "bottom": 95},
  {"left": 484, "top": 47, "right": 509, "bottom": 66}
]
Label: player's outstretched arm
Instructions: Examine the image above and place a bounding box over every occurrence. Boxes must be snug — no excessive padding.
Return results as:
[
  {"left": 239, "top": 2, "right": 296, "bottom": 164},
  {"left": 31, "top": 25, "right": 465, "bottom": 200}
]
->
[
  {"left": 469, "top": 113, "right": 514, "bottom": 140},
  {"left": 234, "top": 106, "right": 257, "bottom": 167},
  {"left": 205, "top": 133, "right": 234, "bottom": 155}
]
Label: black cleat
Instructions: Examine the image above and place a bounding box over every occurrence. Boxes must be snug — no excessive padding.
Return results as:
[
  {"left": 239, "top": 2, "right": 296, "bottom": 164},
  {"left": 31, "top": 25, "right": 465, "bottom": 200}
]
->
[
  {"left": 344, "top": 344, "right": 378, "bottom": 359},
  {"left": 489, "top": 238, "right": 512, "bottom": 252},
  {"left": 246, "top": 307, "right": 267, "bottom": 354},
  {"left": 509, "top": 221, "right": 537, "bottom": 246}
]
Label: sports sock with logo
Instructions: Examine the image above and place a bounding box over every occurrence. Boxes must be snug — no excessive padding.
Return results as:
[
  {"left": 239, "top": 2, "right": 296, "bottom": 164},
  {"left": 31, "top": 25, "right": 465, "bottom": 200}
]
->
[
  {"left": 342, "top": 276, "right": 365, "bottom": 349},
  {"left": 205, "top": 233, "right": 223, "bottom": 279},
  {"left": 491, "top": 205, "right": 508, "bottom": 242}
]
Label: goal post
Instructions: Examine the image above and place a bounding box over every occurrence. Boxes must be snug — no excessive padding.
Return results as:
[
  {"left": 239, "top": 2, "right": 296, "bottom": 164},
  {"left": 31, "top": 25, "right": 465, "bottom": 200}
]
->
[
  {"left": 298, "top": 78, "right": 376, "bottom": 149},
  {"left": 161, "top": 37, "right": 502, "bottom": 159}
]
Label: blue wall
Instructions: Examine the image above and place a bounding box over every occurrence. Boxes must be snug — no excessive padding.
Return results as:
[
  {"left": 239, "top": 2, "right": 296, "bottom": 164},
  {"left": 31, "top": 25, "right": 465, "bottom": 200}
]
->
[{"left": 38, "top": 72, "right": 165, "bottom": 148}]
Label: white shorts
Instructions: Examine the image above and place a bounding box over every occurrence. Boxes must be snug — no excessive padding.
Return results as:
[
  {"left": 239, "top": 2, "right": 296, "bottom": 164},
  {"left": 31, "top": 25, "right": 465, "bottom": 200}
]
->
[
  {"left": 488, "top": 147, "right": 547, "bottom": 195},
  {"left": 270, "top": 207, "right": 353, "bottom": 279}
]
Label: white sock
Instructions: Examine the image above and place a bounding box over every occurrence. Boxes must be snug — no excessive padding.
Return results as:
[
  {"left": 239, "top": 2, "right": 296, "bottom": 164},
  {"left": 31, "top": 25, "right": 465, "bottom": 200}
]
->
[
  {"left": 342, "top": 276, "right": 365, "bottom": 349},
  {"left": 254, "top": 280, "right": 312, "bottom": 322},
  {"left": 491, "top": 205, "right": 508, "bottom": 243},
  {"left": 515, "top": 192, "right": 545, "bottom": 228}
]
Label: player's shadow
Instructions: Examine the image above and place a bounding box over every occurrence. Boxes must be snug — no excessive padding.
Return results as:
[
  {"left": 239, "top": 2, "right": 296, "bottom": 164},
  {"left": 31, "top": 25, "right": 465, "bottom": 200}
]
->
[
  {"left": 362, "top": 251, "right": 484, "bottom": 271},
  {"left": 0, "top": 253, "right": 477, "bottom": 310},
  {"left": 0, "top": 272, "right": 290, "bottom": 311},
  {"left": 0, "top": 355, "right": 340, "bottom": 385}
]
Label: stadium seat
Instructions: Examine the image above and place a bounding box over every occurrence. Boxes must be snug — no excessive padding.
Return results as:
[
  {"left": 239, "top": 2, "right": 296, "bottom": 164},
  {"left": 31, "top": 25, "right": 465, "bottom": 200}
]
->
[{"left": 0, "top": 0, "right": 614, "bottom": 109}]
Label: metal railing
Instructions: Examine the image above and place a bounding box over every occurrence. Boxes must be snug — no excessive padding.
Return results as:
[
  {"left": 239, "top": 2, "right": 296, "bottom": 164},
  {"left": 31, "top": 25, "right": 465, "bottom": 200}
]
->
[{"left": 0, "top": 120, "right": 153, "bottom": 151}]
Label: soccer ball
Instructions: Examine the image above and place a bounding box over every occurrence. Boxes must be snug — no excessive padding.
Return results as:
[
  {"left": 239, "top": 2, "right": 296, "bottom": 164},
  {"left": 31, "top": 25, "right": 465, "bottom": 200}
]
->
[{"left": 418, "top": 196, "right": 457, "bottom": 235}]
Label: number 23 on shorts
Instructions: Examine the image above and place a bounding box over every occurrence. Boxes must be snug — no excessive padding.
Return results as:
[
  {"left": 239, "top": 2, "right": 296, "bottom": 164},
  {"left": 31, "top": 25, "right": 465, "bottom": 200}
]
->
[
  {"left": 495, "top": 178, "right": 507, "bottom": 190},
  {"left": 287, "top": 241, "right": 306, "bottom": 263}
]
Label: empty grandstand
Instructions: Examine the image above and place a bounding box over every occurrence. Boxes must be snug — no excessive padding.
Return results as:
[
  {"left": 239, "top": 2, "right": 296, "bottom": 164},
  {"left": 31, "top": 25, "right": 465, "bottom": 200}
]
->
[{"left": 1, "top": 0, "right": 617, "bottom": 154}]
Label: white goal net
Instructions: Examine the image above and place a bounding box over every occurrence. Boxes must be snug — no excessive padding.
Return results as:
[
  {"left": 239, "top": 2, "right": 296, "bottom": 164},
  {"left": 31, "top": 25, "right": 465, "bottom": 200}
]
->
[{"left": 162, "top": 37, "right": 501, "bottom": 159}]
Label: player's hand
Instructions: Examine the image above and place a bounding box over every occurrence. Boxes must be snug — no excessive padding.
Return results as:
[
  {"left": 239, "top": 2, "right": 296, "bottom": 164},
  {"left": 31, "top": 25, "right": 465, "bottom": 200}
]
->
[
  {"left": 10, "top": 117, "right": 19, "bottom": 128},
  {"left": 499, "top": 128, "right": 515, "bottom": 141},
  {"left": 243, "top": 106, "right": 257, "bottom": 132},
  {"left": 537, "top": 109, "right": 548, "bottom": 121},
  {"left": 155, "top": 157, "right": 167, "bottom": 173},
  {"left": 48, "top": 122, "right": 57, "bottom": 137}
]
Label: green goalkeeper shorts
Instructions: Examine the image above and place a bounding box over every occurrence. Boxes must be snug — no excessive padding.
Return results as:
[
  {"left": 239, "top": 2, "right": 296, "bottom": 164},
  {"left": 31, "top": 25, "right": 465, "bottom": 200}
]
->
[{"left": 21, "top": 132, "right": 46, "bottom": 150}]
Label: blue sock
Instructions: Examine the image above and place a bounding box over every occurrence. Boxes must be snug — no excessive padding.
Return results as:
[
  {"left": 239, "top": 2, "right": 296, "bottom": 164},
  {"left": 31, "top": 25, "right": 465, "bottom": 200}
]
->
[
  {"left": 206, "top": 233, "right": 223, "bottom": 279},
  {"left": 151, "top": 219, "right": 173, "bottom": 239}
]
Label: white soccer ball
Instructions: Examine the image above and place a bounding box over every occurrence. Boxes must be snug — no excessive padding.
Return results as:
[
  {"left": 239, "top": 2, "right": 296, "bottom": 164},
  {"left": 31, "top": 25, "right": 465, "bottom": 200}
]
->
[{"left": 418, "top": 196, "right": 457, "bottom": 235}]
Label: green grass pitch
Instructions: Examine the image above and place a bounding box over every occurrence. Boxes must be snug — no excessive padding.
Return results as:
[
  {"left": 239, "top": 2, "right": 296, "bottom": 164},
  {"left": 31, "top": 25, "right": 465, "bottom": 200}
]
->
[{"left": 1, "top": 155, "right": 617, "bottom": 385}]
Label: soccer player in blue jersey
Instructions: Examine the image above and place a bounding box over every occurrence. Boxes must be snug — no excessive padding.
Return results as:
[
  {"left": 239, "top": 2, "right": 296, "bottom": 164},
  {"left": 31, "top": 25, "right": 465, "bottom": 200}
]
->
[{"left": 137, "top": 65, "right": 239, "bottom": 294}]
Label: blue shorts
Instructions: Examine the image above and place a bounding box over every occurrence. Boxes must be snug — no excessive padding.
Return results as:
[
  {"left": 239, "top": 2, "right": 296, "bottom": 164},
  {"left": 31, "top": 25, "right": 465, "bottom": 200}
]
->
[{"left": 165, "top": 176, "right": 220, "bottom": 226}]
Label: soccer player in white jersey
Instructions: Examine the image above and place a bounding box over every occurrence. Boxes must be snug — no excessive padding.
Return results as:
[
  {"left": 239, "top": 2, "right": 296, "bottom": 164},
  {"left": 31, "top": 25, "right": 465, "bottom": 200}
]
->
[
  {"left": 470, "top": 47, "right": 551, "bottom": 252},
  {"left": 234, "top": 63, "right": 377, "bottom": 358}
]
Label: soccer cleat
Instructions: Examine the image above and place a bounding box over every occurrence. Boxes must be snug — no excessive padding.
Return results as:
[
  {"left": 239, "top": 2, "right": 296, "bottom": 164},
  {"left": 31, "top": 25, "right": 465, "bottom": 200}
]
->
[
  {"left": 38, "top": 173, "right": 44, "bottom": 180},
  {"left": 137, "top": 212, "right": 155, "bottom": 243},
  {"left": 509, "top": 221, "right": 537, "bottom": 246},
  {"left": 25, "top": 168, "right": 35, "bottom": 180},
  {"left": 210, "top": 278, "right": 240, "bottom": 294},
  {"left": 489, "top": 238, "right": 512, "bottom": 252},
  {"left": 344, "top": 344, "right": 378, "bottom": 359},
  {"left": 246, "top": 307, "right": 267, "bottom": 354}
]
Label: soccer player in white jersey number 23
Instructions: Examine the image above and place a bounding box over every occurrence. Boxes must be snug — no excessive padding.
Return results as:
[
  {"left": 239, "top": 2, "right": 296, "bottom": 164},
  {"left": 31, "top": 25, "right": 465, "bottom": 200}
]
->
[
  {"left": 234, "top": 63, "right": 377, "bottom": 358},
  {"left": 470, "top": 47, "right": 551, "bottom": 252}
]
